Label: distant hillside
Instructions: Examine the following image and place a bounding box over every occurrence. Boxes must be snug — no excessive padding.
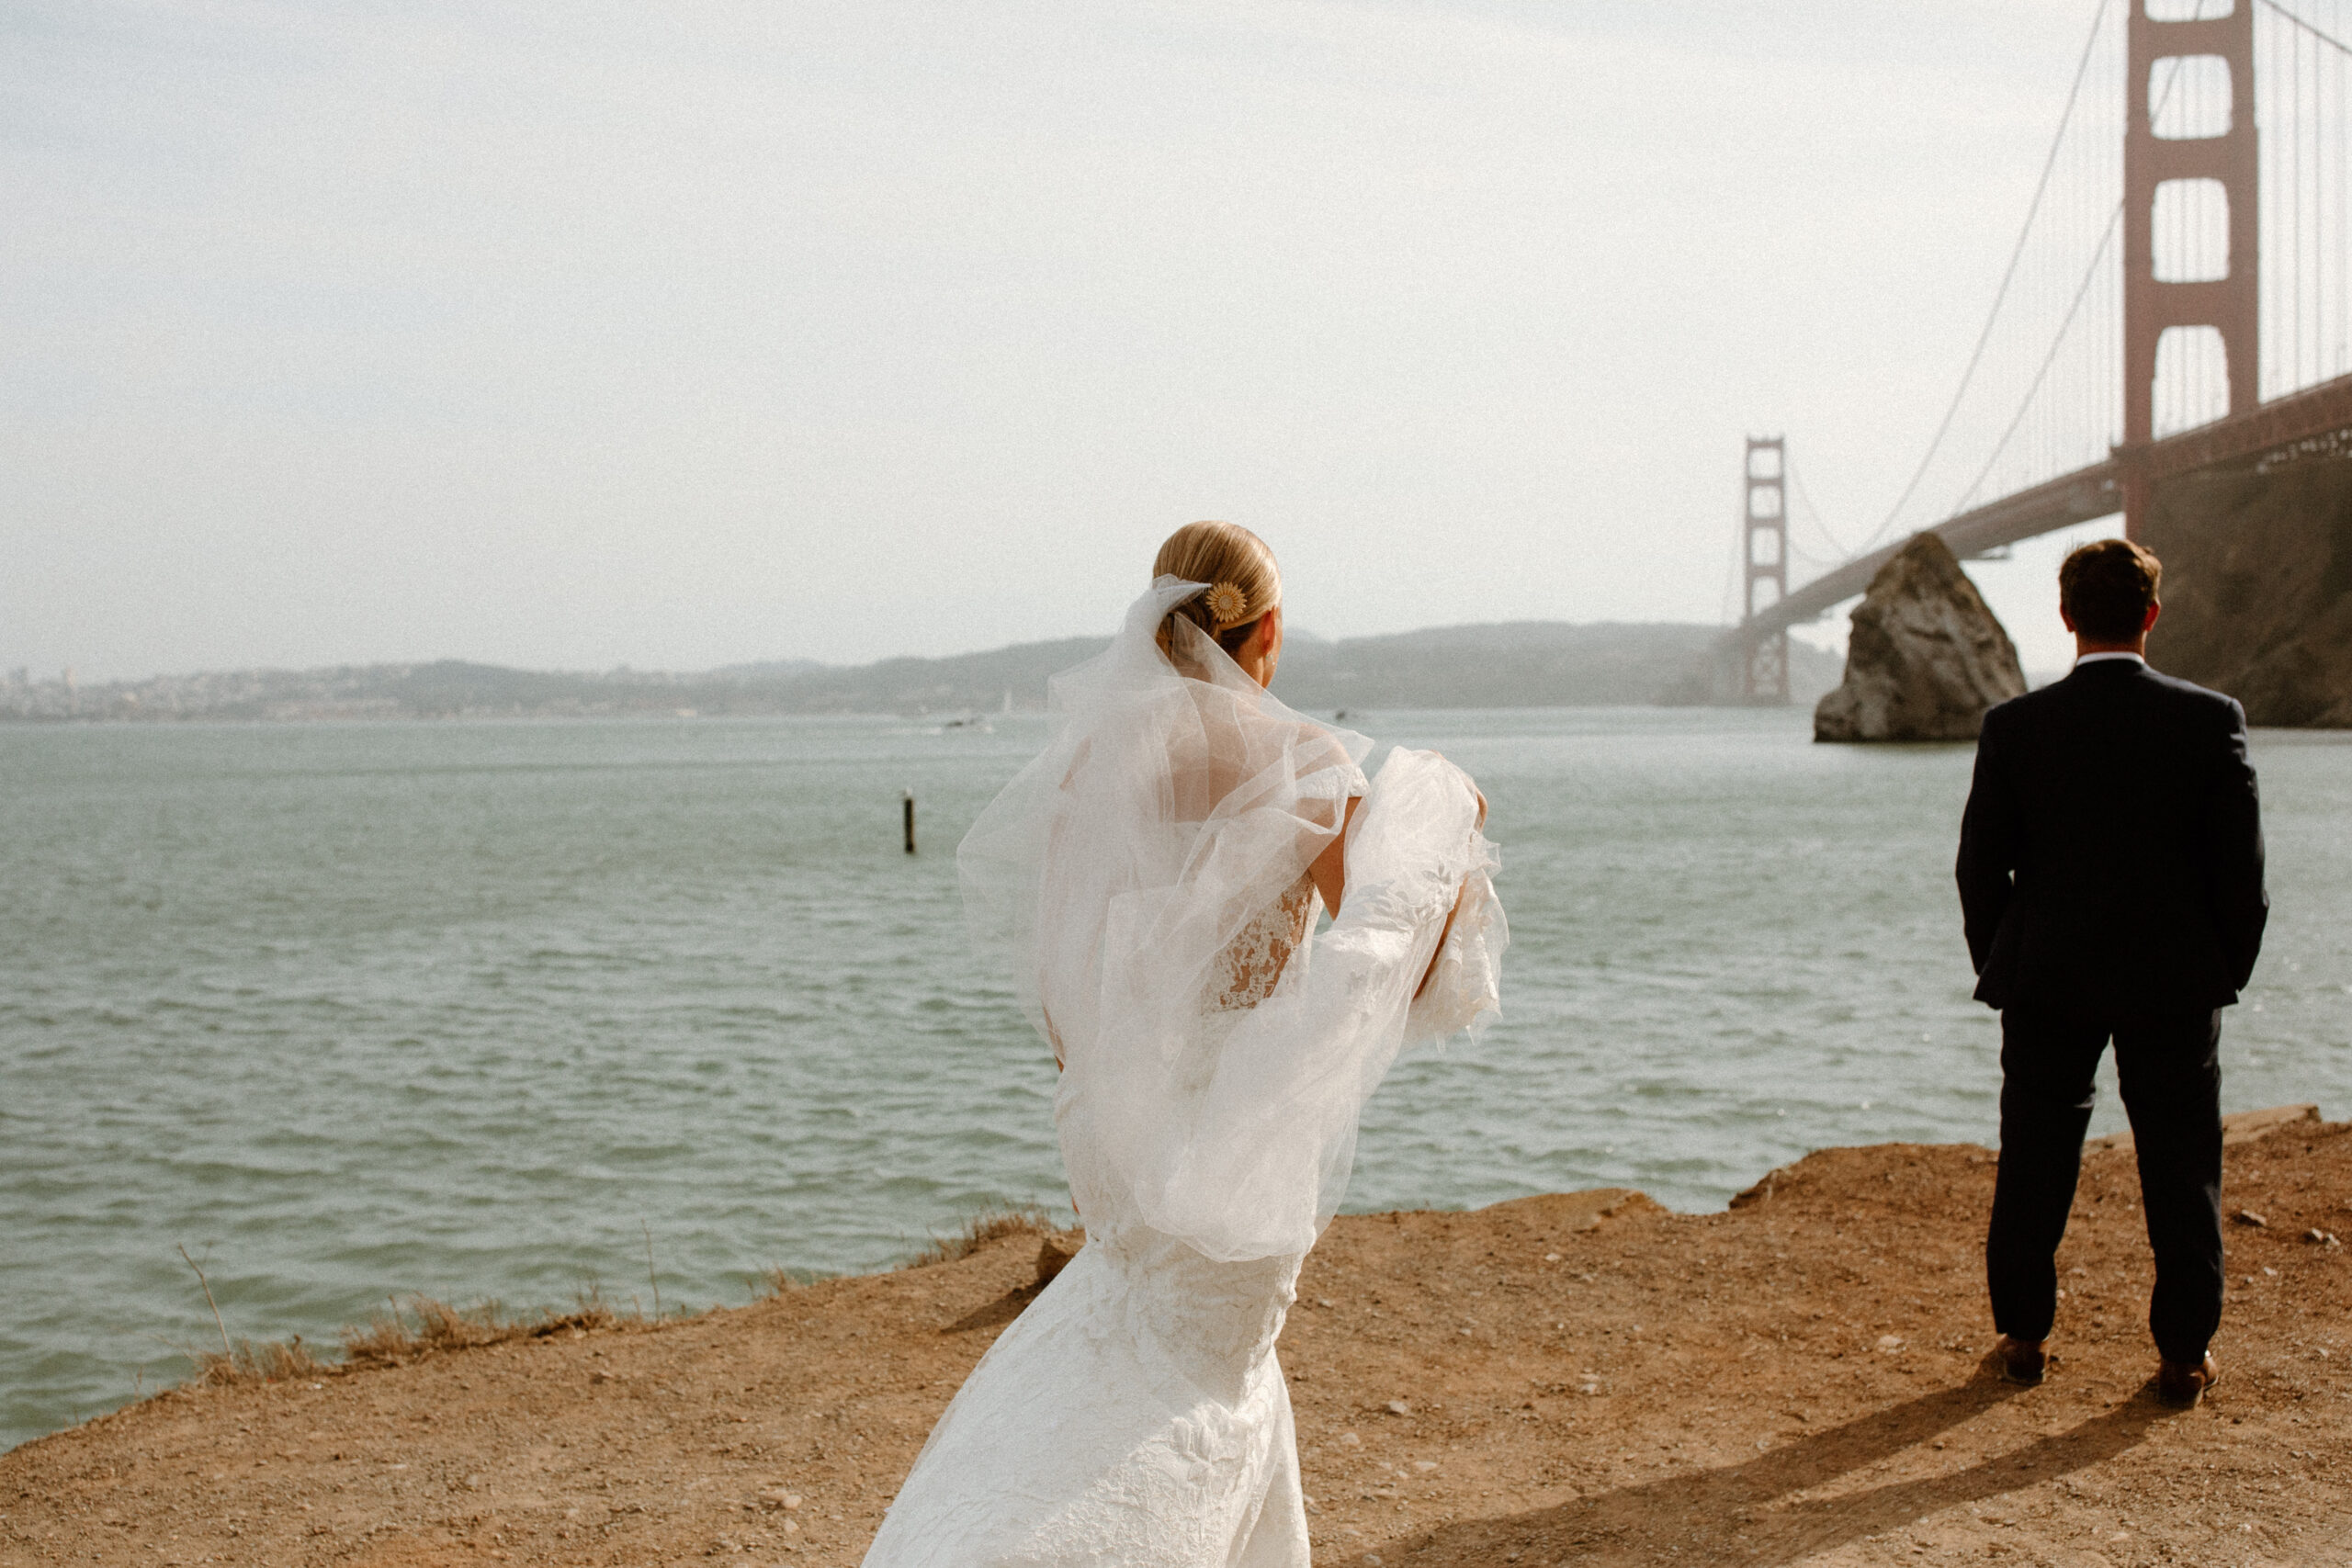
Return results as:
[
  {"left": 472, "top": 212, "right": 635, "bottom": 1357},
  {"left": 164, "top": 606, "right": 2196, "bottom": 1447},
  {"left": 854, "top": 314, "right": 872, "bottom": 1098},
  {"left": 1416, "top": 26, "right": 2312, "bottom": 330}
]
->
[
  {"left": 763, "top": 637, "right": 1107, "bottom": 716},
  {"left": 743, "top": 622, "right": 1843, "bottom": 715},
  {"left": 1277, "top": 623, "right": 1841, "bottom": 711},
  {"left": 0, "top": 624, "right": 1842, "bottom": 722}
]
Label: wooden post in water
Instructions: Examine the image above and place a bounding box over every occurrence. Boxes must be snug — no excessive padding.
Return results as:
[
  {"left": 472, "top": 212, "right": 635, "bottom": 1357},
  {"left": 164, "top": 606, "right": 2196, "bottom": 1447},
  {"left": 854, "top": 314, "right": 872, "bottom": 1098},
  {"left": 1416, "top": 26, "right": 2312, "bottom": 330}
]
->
[{"left": 902, "top": 791, "right": 916, "bottom": 854}]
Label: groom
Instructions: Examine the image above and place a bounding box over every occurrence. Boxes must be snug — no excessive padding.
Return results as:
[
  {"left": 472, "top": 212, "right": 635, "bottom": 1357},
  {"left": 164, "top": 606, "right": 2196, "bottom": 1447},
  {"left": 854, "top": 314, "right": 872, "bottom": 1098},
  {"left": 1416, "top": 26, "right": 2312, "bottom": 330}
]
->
[{"left": 1955, "top": 537, "right": 2267, "bottom": 1408}]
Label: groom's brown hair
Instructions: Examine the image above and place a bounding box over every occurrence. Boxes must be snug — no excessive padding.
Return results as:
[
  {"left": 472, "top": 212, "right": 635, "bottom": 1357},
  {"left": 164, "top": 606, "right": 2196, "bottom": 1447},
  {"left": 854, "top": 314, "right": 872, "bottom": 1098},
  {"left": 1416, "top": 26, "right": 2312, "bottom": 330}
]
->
[{"left": 2059, "top": 538, "right": 2162, "bottom": 642}]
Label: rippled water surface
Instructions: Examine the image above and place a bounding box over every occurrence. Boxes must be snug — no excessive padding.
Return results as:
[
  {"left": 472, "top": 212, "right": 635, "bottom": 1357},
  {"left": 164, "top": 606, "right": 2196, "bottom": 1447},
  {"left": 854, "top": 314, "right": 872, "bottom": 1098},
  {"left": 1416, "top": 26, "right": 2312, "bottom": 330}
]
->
[{"left": 5, "top": 709, "right": 2347, "bottom": 1449}]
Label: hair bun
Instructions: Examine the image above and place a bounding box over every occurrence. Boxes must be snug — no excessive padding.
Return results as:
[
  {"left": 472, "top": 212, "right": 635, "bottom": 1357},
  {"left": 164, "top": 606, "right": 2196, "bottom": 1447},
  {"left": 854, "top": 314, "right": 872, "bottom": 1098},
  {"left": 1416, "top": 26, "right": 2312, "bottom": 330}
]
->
[{"left": 1202, "top": 581, "right": 1250, "bottom": 626}]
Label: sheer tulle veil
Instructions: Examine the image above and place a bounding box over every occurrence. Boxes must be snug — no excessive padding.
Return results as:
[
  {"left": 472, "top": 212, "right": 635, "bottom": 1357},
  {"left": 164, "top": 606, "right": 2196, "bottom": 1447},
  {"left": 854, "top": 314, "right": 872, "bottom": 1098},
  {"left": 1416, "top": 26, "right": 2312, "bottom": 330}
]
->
[{"left": 958, "top": 578, "right": 1506, "bottom": 1263}]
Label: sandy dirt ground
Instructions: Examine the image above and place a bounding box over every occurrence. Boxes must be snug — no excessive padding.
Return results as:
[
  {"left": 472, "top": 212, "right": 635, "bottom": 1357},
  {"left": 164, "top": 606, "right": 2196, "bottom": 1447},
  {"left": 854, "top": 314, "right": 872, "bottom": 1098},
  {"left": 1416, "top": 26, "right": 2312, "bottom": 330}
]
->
[{"left": 5, "top": 1108, "right": 2346, "bottom": 1568}]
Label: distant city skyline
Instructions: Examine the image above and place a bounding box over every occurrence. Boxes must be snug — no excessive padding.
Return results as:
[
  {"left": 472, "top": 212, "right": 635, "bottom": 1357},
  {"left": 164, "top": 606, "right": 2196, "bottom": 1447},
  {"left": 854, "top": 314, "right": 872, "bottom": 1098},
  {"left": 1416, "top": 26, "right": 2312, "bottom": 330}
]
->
[{"left": 6, "top": 1, "right": 2118, "bottom": 683}]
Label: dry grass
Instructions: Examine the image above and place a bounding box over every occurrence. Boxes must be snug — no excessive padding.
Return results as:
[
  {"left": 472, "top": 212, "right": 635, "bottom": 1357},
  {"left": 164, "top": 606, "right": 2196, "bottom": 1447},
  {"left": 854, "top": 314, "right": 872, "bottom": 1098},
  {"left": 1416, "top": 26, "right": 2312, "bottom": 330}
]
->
[
  {"left": 189, "top": 1335, "right": 333, "bottom": 1387},
  {"left": 901, "top": 1206, "right": 1071, "bottom": 1269},
  {"left": 339, "top": 1287, "right": 639, "bottom": 1368},
  {"left": 763, "top": 1201, "right": 1080, "bottom": 1293},
  {"left": 752, "top": 1264, "right": 807, "bottom": 1299},
  {"left": 175, "top": 1205, "right": 1081, "bottom": 1393},
  {"left": 169, "top": 1285, "right": 655, "bottom": 1390}
]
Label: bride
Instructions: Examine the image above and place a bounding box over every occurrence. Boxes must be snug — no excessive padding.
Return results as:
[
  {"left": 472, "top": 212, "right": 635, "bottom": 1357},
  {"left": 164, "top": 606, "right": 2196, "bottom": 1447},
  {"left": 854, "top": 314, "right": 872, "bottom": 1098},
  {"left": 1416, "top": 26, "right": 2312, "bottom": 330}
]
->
[{"left": 864, "top": 522, "right": 1507, "bottom": 1566}]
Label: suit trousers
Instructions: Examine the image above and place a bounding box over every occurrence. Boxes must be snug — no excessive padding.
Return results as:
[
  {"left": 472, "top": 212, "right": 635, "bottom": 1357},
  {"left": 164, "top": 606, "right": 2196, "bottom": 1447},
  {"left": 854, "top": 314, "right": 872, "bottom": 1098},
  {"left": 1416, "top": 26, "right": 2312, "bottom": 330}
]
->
[{"left": 1985, "top": 1004, "right": 2224, "bottom": 1366}]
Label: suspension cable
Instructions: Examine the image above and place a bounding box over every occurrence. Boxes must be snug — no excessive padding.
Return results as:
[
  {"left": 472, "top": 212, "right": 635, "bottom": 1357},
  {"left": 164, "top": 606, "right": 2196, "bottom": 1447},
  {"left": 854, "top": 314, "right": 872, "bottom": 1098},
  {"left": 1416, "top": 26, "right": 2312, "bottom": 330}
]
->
[
  {"left": 1853, "top": 0, "right": 2114, "bottom": 554},
  {"left": 1942, "top": 16, "right": 2222, "bottom": 513},
  {"left": 1783, "top": 453, "right": 1857, "bottom": 558},
  {"left": 2262, "top": 0, "right": 2352, "bottom": 58},
  {"left": 1951, "top": 213, "right": 2122, "bottom": 512}
]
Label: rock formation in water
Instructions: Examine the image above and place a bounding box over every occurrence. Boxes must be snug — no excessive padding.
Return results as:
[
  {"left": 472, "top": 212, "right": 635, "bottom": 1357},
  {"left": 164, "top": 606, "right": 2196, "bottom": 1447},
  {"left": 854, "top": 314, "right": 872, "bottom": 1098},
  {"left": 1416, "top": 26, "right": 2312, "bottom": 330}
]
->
[
  {"left": 1813, "top": 531, "right": 2026, "bottom": 742},
  {"left": 2143, "top": 454, "right": 2352, "bottom": 728}
]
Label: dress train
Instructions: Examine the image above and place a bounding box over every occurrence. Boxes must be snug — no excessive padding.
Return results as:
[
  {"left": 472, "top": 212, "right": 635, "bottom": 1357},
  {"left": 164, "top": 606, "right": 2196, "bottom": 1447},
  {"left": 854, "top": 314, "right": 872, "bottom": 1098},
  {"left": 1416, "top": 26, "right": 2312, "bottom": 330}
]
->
[{"left": 863, "top": 1226, "right": 1309, "bottom": 1566}]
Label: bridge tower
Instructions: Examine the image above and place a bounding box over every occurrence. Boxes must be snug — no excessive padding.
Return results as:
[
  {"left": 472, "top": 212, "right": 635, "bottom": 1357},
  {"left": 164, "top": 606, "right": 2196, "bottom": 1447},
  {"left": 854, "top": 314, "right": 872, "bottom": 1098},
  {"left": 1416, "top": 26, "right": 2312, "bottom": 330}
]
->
[
  {"left": 2122, "top": 0, "right": 2258, "bottom": 539},
  {"left": 1742, "top": 435, "right": 1790, "bottom": 704}
]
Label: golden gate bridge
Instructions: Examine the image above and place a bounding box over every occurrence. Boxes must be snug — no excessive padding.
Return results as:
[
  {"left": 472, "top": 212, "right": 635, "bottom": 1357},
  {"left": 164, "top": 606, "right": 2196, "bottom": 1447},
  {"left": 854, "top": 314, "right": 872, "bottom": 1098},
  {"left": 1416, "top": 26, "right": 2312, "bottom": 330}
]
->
[{"left": 1729, "top": 0, "right": 2352, "bottom": 701}]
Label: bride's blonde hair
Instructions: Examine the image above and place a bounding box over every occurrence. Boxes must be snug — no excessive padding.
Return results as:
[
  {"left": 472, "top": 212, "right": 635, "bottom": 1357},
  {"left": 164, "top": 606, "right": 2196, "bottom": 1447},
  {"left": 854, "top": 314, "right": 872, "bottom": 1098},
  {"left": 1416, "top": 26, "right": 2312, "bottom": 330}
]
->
[{"left": 1153, "top": 521, "right": 1282, "bottom": 657}]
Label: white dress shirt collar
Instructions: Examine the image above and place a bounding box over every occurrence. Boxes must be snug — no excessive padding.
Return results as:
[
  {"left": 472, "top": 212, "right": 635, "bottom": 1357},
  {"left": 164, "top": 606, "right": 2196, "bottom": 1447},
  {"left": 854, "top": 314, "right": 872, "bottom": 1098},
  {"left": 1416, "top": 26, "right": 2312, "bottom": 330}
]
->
[{"left": 2074, "top": 651, "right": 2146, "bottom": 668}]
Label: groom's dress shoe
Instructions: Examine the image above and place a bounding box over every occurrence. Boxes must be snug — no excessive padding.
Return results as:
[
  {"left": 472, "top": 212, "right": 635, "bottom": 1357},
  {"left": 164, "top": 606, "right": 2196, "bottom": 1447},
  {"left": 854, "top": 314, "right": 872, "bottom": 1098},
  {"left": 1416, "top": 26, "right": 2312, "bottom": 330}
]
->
[
  {"left": 2157, "top": 1353, "right": 2220, "bottom": 1408},
  {"left": 1994, "top": 1335, "right": 2047, "bottom": 1386}
]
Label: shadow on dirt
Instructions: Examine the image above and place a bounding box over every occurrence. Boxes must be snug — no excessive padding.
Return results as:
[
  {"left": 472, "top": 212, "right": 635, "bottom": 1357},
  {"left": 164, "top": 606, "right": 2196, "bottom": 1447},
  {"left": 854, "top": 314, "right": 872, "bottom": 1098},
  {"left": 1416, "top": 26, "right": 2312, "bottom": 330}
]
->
[{"left": 1329, "top": 1369, "right": 2184, "bottom": 1565}]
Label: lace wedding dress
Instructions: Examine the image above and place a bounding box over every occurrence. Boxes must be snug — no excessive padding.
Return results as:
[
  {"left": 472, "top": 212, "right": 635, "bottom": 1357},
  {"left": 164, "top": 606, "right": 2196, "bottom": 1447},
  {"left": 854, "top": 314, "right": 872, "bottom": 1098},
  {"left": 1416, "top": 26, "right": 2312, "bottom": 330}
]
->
[{"left": 863, "top": 580, "right": 1506, "bottom": 1566}]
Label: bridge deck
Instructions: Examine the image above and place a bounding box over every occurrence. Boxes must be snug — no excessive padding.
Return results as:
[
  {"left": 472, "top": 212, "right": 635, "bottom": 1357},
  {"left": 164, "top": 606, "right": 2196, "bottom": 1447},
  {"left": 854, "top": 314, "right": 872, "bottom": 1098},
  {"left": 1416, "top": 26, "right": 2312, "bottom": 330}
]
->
[{"left": 1733, "top": 369, "right": 2352, "bottom": 646}]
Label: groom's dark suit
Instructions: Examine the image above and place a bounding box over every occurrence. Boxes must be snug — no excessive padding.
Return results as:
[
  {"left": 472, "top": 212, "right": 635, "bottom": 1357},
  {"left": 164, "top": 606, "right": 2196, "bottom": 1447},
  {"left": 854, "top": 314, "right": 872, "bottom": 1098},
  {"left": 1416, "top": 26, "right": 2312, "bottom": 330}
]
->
[{"left": 1956, "top": 655, "right": 2267, "bottom": 1366}]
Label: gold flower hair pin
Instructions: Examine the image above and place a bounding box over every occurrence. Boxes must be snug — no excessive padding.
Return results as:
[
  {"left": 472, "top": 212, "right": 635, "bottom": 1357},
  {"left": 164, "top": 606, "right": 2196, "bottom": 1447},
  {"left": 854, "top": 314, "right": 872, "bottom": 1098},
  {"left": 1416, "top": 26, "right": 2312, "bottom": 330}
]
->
[{"left": 1203, "top": 581, "right": 1250, "bottom": 626}]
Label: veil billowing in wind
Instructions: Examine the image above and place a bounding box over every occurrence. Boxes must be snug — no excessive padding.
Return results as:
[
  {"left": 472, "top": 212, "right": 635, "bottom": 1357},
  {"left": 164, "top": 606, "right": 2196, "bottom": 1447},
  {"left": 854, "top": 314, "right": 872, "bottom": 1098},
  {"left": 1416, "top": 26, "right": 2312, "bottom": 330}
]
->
[{"left": 959, "top": 578, "right": 1506, "bottom": 1262}]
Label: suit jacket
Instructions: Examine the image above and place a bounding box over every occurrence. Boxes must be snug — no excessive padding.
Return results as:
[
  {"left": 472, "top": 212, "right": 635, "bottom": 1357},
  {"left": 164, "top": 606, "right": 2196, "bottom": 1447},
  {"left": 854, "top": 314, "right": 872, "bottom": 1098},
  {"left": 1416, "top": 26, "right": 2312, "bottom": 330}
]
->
[{"left": 1956, "top": 657, "right": 2267, "bottom": 1013}]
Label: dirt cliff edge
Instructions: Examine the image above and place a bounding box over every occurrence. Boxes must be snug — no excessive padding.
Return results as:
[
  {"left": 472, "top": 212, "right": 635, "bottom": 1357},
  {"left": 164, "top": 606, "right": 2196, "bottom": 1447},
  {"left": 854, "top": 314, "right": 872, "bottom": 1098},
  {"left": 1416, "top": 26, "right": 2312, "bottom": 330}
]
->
[{"left": 5, "top": 1110, "right": 2346, "bottom": 1567}]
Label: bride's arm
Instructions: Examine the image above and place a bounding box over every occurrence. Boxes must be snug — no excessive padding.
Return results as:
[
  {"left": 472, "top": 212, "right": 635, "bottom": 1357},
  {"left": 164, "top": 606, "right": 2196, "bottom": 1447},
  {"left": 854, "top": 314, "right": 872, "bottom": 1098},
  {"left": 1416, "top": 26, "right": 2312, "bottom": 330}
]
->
[
  {"left": 1418, "top": 881, "right": 1471, "bottom": 998},
  {"left": 1307, "top": 780, "right": 1486, "bottom": 932},
  {"left": 1306, "top": 795, "right": 1363, "bottom": 913}
]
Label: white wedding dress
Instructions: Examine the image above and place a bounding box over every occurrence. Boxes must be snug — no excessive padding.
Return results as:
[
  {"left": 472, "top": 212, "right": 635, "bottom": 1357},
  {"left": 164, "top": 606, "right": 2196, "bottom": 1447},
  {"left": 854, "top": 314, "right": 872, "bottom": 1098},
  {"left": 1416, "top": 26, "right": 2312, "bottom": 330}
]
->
[{"left": 864, "top": 580, "right": 1507, "bottom": 1567}]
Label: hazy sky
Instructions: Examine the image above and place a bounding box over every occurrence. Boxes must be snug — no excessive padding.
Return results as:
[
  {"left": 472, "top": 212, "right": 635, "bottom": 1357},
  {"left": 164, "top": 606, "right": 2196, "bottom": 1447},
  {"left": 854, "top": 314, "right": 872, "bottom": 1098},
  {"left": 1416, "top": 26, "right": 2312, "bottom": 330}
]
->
[{"left": 5, "top": 0, "right": 2130, "bottom": 682}]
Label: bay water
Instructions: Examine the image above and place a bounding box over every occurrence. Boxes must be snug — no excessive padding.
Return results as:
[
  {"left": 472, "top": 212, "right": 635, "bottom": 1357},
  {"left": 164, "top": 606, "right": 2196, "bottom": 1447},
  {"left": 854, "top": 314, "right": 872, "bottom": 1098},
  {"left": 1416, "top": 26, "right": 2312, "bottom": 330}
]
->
[{"left": 4, "top": 708, "right": 2346, "bottom": 1451}]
